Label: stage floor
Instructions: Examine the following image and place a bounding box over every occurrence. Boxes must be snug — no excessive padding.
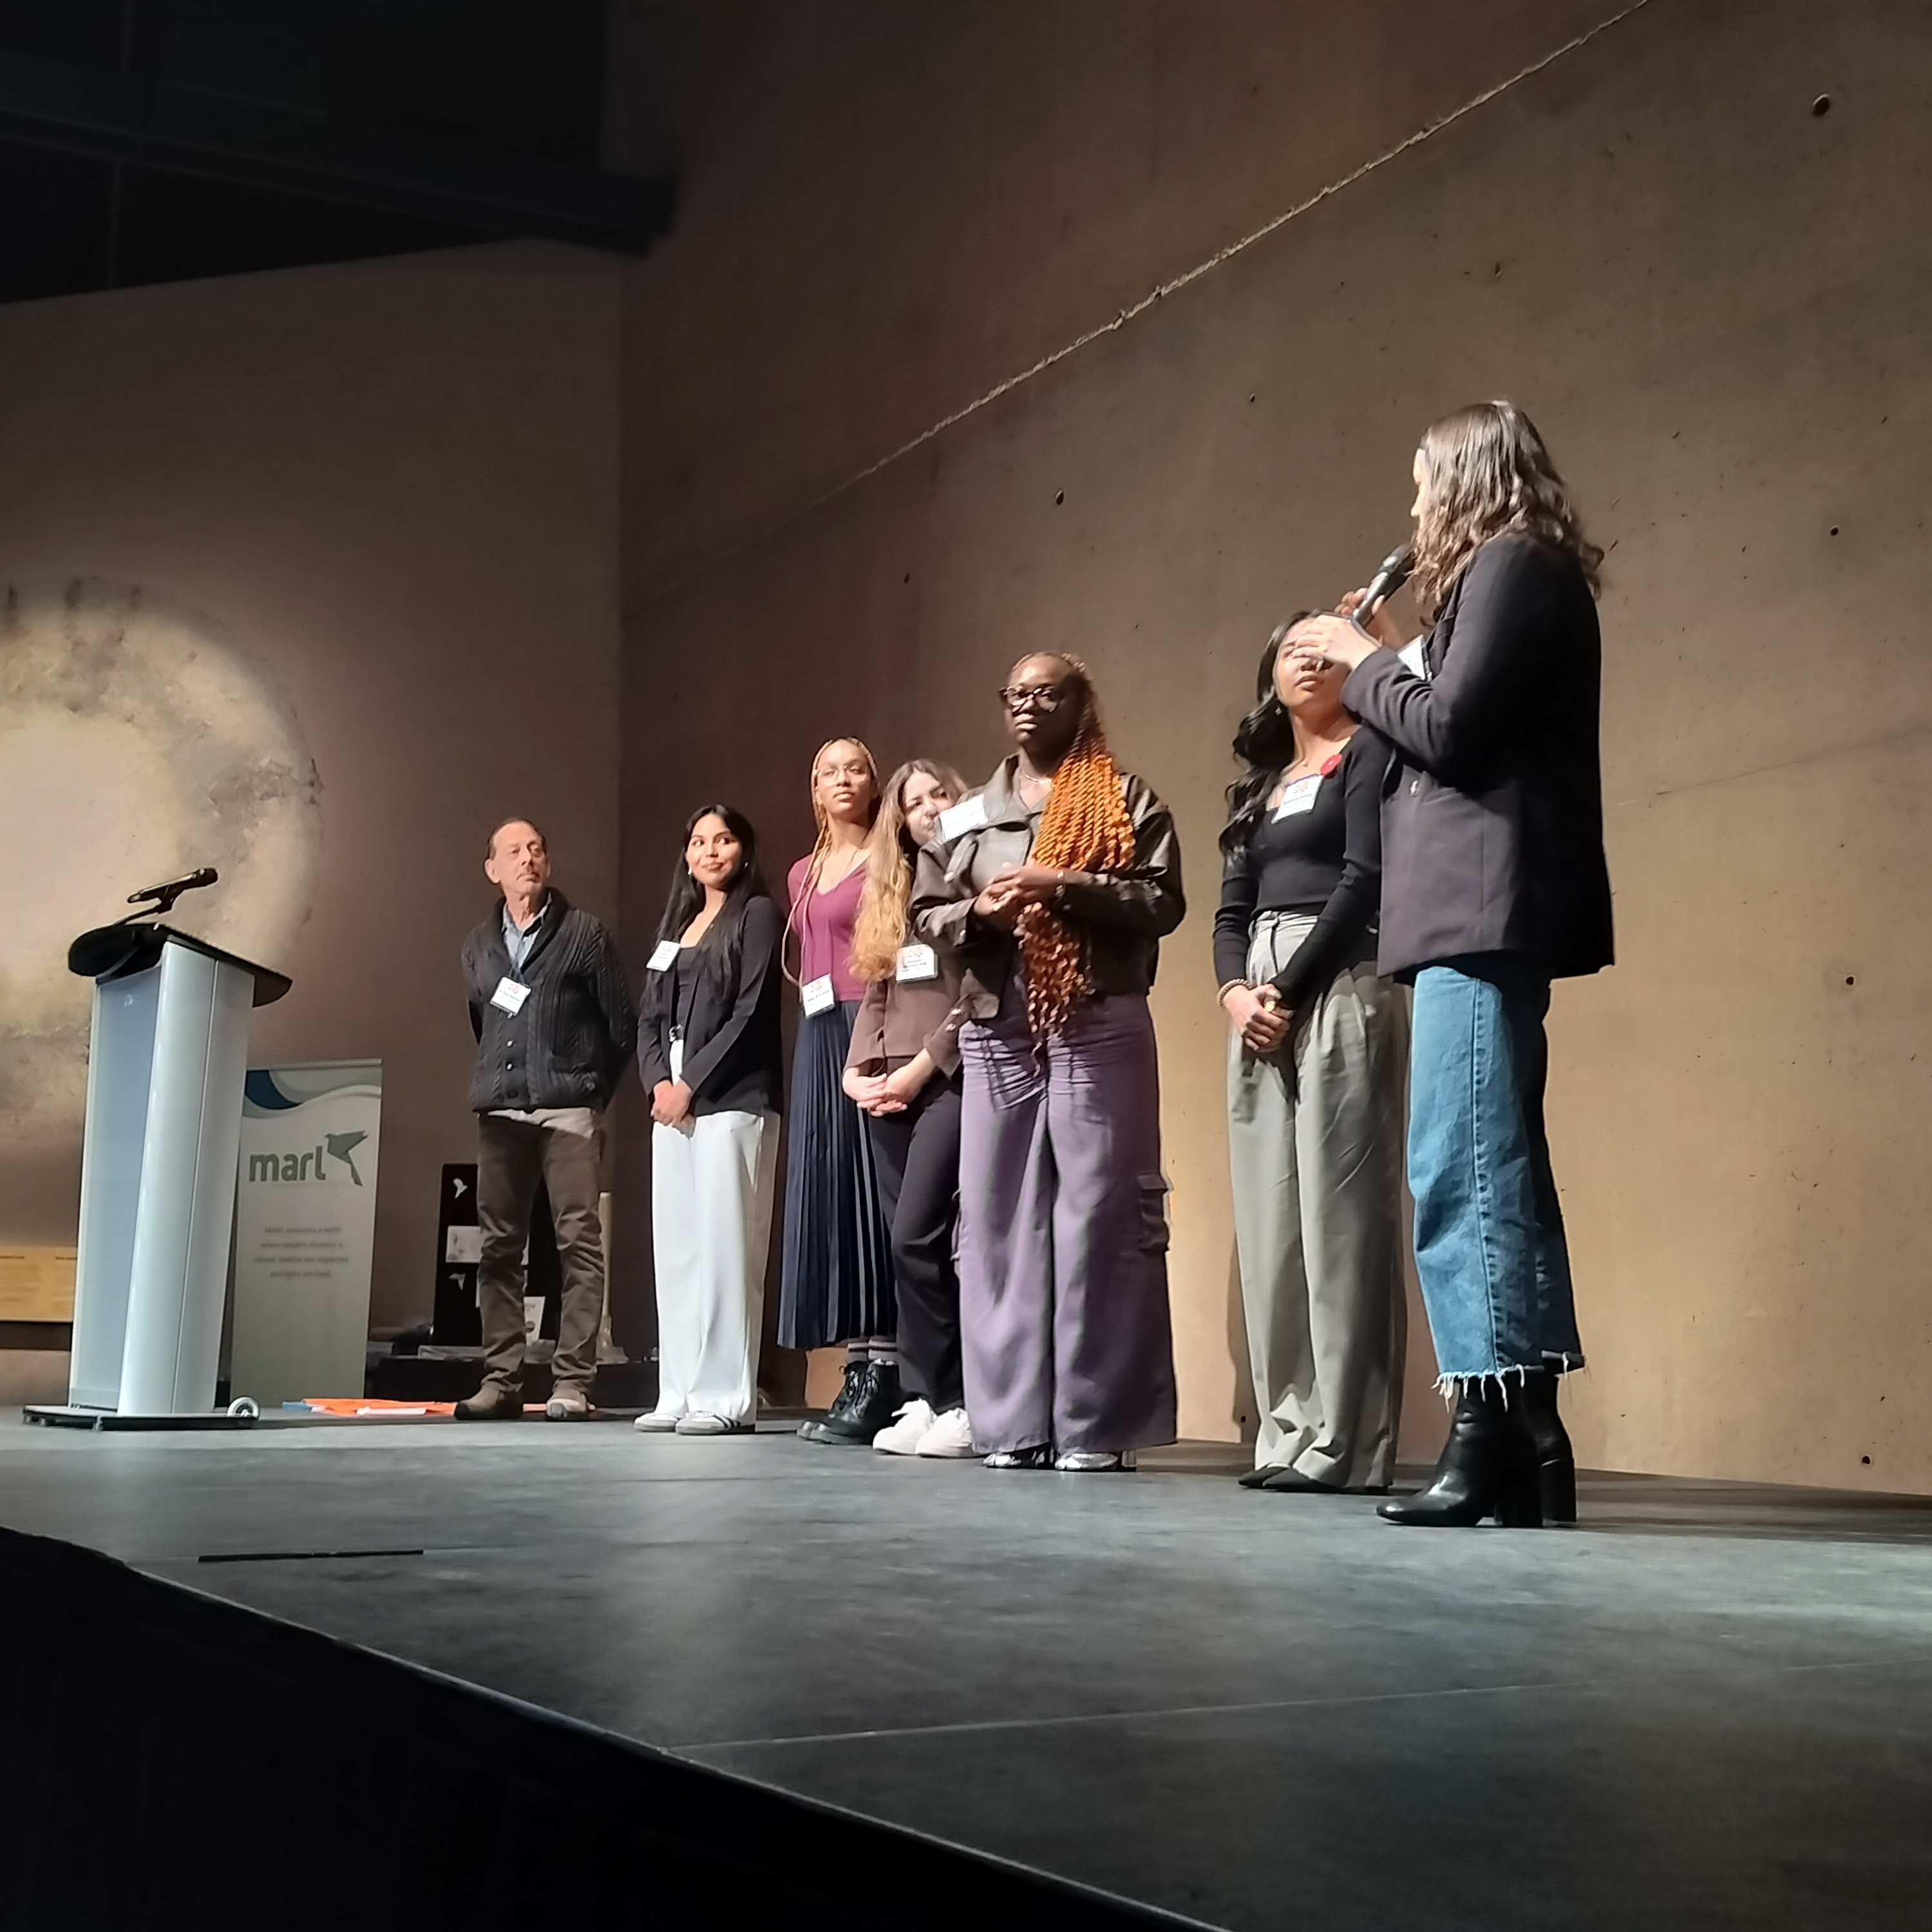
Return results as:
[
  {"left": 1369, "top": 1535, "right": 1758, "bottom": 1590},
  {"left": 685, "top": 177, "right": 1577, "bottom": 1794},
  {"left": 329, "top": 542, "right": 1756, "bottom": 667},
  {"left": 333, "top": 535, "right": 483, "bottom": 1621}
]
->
[{"left": 3, "top": 1413, "right": 1930, "bottom": 1930}]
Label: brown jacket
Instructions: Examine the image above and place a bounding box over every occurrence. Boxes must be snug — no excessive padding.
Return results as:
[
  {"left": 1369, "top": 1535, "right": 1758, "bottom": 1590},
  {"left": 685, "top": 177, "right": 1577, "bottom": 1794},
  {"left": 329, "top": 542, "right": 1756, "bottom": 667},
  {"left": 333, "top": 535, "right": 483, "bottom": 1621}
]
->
[
  {"left": 911, "top": 755, "right": 1185, "bottom": 1021},
  {"left": 844, "top": 931, "right": 969, "bottom": 1078}
]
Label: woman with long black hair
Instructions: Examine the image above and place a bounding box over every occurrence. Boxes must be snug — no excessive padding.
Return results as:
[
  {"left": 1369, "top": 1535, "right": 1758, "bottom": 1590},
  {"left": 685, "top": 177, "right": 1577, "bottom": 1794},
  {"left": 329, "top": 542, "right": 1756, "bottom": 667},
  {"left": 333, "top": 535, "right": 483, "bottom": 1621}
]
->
[
  {"left": 634, "top": 806, "right": 784, "bottom": 1436},
  {"left": 1293, "top": 400, "right": 1610, "bottom": 1527},
  {"left": 1217, "top": 619, "right": 1408, "bottom": 1494}
]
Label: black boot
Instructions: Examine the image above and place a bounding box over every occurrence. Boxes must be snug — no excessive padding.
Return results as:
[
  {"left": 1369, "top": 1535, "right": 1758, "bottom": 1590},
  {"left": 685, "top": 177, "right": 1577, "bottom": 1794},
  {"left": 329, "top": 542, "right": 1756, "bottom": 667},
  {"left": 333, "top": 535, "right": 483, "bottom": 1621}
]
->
[
  {"left": 812, "top": 1361, "right": 904, "bottom": 1444},
  {"left": 797, "top": 1359, "right": 867, "bottom": 1443},
  {"left": 1379, "top": 1384, "right": 1542, "bottom": 1528},
  {"left": 1519, "top": 1368, "right": 1577, "bottom": 1524}
]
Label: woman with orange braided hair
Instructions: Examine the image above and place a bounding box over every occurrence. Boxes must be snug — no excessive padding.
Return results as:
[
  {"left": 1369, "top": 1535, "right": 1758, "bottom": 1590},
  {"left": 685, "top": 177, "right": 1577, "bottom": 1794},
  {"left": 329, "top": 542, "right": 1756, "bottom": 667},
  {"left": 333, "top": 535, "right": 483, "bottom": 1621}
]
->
[{"left": 912, "top": 654, "right": 1184, "bottom": 1472}]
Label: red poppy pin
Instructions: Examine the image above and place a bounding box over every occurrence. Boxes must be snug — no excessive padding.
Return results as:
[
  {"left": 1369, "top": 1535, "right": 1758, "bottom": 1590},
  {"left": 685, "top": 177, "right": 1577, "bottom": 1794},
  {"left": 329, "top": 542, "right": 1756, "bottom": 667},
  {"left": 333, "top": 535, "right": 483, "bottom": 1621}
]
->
[{"left": 1320, "top": 753, "right": 1343, "bottom": 779}]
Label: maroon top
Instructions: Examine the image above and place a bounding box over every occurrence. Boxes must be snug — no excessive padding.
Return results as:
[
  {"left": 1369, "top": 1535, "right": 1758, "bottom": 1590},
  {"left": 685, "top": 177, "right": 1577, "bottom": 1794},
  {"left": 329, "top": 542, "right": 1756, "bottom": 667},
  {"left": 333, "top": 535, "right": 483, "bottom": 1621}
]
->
[{"left": 786, "top": 855, "right": 867, "bottom": 1003}]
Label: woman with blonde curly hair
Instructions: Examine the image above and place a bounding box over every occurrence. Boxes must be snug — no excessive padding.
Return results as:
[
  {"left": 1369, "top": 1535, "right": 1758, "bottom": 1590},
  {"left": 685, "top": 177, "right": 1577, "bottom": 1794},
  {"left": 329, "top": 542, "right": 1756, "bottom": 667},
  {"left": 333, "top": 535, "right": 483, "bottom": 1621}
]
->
[
  {"left": 913, "top": 655, "right": 1184, "bottom": 1472},
  {"left": 1294, "top": 401, "right": 1611, "bottom": 1529}
]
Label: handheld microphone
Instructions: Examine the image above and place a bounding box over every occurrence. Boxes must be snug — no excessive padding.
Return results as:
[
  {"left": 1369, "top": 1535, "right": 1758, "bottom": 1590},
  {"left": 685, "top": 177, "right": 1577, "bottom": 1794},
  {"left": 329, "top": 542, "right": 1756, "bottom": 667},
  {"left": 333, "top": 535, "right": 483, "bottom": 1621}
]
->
[
  {"left": 1351, "top": 543, "right": 1415, "bottom": 630},
  {"left": 125, "top": 867, "right": 218, "bottom": 918}
]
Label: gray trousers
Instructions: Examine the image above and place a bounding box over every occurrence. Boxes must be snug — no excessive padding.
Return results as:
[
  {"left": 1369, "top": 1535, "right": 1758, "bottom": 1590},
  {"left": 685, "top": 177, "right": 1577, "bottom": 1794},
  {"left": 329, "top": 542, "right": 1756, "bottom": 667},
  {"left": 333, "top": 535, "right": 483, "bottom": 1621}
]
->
[
  {"left": 958, "top": 984, "right": 1177, "bottom": 1456},
  {"left": 477, "top": 1112, "right": 606, "bottom": 1395},
  {"left": 1227, "top": 913, "right": 1409, "bottom": 1488}
]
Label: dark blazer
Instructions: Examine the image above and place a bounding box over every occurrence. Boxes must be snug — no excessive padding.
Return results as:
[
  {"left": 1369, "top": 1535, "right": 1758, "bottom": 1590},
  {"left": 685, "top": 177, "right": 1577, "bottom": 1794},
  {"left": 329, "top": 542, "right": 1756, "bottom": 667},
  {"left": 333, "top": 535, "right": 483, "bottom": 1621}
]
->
[
  {"left": 1341, "top": 531, "right": 1613, "bottom": 981},
  {"left": 636, "top": 895, "right": 785, "bottom": 1117},
  {"left": 911, "top": 755, "right": 1185, "bottom": 1021},
  {"left": 462, "top": 891, "right": 634, "bottom": 1114}
]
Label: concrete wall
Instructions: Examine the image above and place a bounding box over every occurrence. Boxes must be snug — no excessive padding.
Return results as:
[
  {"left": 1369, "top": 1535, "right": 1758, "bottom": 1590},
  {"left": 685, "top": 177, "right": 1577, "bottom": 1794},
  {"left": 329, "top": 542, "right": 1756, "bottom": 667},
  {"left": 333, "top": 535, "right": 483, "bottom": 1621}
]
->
[
  {"left": 0, "top": 242, "right": 624, "bottom": 1340},
  {"left": 612, "top": 1, "right": 1932, "bottom": 1487}
]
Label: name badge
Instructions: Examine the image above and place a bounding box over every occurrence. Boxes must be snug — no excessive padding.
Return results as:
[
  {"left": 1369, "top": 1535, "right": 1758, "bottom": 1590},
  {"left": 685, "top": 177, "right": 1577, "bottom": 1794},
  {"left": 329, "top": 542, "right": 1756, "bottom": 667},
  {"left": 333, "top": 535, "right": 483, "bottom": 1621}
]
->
[
  {"left": 936, "top": 793, "right": 988, "bottom": 842},
  {"left": 801, "top": 974, "right": 837, "bottom": 1016},
  {"left": 490, "top": 976, "right": 531, "bottom": 1015},
  {"left": 647, "top": 940, "right": 681, "bottom": 971},
  {"left": 1273, "top": 775, "right": 1323, "bottom": 820},
  {"left": 896, "top": 943, "right": 938, "bottom": 983},
  {"left": 1399, "top": 637, "right": 1429, "bottom": 679}
]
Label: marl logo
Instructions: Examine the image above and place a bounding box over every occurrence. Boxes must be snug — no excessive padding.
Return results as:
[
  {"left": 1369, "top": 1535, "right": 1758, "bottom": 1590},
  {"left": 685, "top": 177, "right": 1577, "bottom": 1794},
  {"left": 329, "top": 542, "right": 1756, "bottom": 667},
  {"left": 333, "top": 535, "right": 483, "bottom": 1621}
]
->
[{"left": 247, "top": 1130, "right": 366, "bottom": 1186}]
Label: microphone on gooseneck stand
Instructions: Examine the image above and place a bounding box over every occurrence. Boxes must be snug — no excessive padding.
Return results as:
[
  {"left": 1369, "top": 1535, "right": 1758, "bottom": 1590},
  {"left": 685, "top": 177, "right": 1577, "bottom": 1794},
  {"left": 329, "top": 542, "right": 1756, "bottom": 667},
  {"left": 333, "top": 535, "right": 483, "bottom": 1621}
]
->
[{"left": 1350, "top": 542, "right": 1415, "bottom": 634}]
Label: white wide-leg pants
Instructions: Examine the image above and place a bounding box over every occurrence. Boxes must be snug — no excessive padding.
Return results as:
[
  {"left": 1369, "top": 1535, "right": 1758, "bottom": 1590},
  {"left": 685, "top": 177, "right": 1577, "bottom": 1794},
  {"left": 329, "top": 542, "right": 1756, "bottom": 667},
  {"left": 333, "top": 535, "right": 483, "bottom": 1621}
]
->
[{"left": 650, "top": 1095, "right": 779, "bottom": 1428}]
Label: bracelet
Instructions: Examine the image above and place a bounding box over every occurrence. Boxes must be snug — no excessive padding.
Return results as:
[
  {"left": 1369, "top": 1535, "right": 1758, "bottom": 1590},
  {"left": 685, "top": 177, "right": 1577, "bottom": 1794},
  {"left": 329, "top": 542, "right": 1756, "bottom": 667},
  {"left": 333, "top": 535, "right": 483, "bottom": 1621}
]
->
[{"left": 1217, "top": 980, "right": 1248, "bottom": 1005}]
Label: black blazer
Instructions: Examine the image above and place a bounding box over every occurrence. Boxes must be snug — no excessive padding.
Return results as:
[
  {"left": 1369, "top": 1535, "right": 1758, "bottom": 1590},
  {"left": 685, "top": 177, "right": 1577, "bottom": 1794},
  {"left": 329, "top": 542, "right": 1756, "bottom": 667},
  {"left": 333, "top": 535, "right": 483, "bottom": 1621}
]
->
[
  {"left": 1341, "top": 532, "right": 1613, "bottom": 981},
  {"left": 636, "top": 895, "right": 785, "bottom": 1117}
]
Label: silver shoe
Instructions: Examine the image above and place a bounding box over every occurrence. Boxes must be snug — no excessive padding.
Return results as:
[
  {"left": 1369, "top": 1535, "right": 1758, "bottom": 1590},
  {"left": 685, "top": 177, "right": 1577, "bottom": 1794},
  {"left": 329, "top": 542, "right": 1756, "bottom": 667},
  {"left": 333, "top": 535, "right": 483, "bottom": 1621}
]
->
[
  {"left": 982, "top": 1445, "right": 1052, "bottom": 1470},
  {"left": 1052, "top": 1450, "right": 1137, "bottom": 1473}
]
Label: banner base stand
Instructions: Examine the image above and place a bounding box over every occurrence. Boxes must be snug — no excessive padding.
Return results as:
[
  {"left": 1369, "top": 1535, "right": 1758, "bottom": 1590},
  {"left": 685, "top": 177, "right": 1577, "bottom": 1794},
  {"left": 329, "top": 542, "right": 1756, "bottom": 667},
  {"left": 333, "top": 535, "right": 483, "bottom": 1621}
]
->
[{"left": 23, "top": 1403, "right": 258, "bottom": 1432}]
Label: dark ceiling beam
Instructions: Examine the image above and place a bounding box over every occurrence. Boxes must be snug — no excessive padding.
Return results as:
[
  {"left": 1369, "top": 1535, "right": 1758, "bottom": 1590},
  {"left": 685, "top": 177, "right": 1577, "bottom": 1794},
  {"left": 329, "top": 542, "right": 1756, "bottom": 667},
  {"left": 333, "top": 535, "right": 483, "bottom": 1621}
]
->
[{"left": 0, "top": 50, "right": 672, "bottom": 255}]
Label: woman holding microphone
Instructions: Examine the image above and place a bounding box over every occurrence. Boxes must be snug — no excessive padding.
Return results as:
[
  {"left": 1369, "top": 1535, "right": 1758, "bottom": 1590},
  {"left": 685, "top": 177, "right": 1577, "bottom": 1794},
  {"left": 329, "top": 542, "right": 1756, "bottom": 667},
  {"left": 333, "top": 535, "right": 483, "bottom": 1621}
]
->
[{"left": 1291, "top": 401, "right": 1609, "bottom": 1528}]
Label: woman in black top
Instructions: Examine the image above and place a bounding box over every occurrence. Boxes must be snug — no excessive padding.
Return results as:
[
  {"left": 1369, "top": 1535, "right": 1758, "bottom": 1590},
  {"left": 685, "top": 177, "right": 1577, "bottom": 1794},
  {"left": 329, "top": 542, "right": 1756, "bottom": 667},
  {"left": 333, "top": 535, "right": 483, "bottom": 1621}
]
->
[
  {"left": 634, "top": 805, "right": 784, "bottom": 1436},
  {"left": 1295, "top": 400, "right": 1610, "bottom": 1528},
  {"left": 1217, "top": 617, "right": 1410, "bottom": 1494}
]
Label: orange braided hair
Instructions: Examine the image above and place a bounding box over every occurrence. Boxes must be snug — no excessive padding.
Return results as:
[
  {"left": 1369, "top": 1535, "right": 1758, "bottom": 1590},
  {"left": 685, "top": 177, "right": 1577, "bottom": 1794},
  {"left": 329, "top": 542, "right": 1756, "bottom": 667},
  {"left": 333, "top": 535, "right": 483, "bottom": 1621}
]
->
[{"left": 1019, "top": 658, "right": 1135, "bottom": 1037}]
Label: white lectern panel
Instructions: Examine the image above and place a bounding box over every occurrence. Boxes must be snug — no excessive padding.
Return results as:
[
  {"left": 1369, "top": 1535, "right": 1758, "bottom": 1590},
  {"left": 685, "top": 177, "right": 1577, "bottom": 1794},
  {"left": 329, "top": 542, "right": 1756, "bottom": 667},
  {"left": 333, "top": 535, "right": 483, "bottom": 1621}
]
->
[
  {"left": 117, "top": 944, "right": 255, "bottom": 1416},
  {"left": 68, "top": 966, "right": 162, "bottom": 1411}
]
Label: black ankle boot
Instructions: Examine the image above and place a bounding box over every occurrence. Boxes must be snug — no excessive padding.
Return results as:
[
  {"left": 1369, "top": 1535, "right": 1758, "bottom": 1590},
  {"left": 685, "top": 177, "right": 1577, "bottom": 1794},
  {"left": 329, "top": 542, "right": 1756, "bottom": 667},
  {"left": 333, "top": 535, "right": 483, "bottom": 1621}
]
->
[
  {"left": 797, "top": 1359, "right": 867, "bottom": 1442},
  {"left": 813, "top": 1361, "right": 904, "bottom": 1443},
  {"left": 1518, "top": 1368, "right": 1577, "bottom": 1524},
  {"left": 1379, "top": 1385, "right": 1542, "bottom": 1528}
]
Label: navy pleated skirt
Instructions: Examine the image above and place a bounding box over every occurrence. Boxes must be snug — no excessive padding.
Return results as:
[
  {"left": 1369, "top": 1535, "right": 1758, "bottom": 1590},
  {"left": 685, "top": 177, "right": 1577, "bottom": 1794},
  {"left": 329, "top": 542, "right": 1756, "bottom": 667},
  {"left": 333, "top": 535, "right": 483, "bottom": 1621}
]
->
[{"left": 778, "top": 1000, "right": 896, "bottom": 1349}]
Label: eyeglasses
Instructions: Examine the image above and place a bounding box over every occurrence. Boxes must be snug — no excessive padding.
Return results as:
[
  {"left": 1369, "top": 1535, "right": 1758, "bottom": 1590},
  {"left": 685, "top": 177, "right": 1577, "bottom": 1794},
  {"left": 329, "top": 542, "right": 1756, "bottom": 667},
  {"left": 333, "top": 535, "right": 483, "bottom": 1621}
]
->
[{"left": 998, "top": 684, "right": 1069, "bottom": 714}]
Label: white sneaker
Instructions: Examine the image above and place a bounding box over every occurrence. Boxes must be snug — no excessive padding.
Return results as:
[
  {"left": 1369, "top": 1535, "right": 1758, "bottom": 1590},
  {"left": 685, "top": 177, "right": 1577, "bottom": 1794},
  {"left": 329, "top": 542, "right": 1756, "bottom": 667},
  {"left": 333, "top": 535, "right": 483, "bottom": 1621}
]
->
[
  {"left": 914, "top": 1407, "right": 977, "bottom": 1459},
  {"left": 674, "top": 1412, "right": 740, "bottom": 1435},
  {"left": 634, "top": 1408, "right": 681, "bottom": 1433},
  {"left": 873, "top": 1397, "right": 936, "bottom": 1455}
]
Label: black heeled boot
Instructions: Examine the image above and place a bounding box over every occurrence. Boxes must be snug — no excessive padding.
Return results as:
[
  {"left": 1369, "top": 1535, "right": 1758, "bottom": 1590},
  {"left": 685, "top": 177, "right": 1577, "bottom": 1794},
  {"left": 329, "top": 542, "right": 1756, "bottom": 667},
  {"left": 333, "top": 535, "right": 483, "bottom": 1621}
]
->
[
  {"left": 1518, "top": 1368, "right": 1577, "bottom": 1524},
  {"left": 1378, "top": 1383, "right": 1542, "bottom": 1528}
]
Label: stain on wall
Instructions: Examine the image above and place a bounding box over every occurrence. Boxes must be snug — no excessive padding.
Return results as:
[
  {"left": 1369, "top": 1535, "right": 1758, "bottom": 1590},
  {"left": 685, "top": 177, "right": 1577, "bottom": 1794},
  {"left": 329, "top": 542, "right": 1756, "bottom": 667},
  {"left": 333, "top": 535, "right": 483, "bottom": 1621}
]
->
[{"left": 0, "top": 578, "right": 321, "bottom": 1140}]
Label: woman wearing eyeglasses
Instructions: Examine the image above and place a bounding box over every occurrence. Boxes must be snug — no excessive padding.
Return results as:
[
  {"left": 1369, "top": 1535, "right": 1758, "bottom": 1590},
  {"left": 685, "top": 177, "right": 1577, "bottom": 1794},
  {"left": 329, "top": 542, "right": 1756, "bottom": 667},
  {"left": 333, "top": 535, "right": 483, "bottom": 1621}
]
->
[
  {"left": 912, "top": 655, "right": 1183, "bottom": 1472},
  {"left": 1217, "top": 619, "right": 1408, "bottom": 1495}
]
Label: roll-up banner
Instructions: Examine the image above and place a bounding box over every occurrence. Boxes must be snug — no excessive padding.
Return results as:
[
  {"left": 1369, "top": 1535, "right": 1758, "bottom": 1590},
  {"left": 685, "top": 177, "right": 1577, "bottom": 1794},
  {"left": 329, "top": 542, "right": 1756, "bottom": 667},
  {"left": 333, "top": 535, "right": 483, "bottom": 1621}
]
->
[{"left": 231, "top": 1061, "right": 381, "bottom": 1408}]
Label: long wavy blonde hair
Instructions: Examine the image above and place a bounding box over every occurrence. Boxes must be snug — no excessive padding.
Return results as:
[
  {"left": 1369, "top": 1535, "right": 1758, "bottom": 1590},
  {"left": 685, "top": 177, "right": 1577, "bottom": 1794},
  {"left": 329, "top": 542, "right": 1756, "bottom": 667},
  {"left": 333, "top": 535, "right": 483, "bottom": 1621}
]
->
[
  {"left": 851, "top": 758, "right": 969, "bottom": 981},
  {"left": 1019, "top": 657, "right": 1136, "bottom": 1038},
  {"left": 1408, "top": 401, "right": 1603, "bottom": 621},
  {"left": 784, "top": 736, "right": 881, "bottom": 983}
]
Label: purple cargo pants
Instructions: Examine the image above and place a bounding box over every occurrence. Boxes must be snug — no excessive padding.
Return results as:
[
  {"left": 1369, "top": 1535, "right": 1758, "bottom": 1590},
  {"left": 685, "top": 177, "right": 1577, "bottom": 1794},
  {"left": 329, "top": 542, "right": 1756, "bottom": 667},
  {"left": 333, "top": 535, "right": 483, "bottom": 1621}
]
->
[{"left": 957, "top": 983, "right": 1179, "bottom": 1457}]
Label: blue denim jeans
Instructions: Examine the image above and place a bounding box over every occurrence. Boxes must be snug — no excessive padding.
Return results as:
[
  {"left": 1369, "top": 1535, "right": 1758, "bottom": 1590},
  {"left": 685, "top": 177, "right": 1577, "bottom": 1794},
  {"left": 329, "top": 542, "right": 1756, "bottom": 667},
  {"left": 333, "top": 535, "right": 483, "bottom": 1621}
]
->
[{"left": 1407, "top": 956, "right": 1584, "bottom": 1385}]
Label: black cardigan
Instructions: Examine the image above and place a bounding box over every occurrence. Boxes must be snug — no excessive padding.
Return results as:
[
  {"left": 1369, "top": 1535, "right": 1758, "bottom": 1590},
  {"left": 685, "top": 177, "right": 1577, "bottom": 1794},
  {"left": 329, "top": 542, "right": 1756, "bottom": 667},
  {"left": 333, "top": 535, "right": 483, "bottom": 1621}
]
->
[
  {"left": 636, "top": 895, "right": 785, "bottom": 1117},
  {"left": 1213, "top": 726, "right": 1392, "bottom": 1010},
  {"left": 463, "top": 891, "right": 635, "bottom": 1113},
  {"left": 1341, "top": 531, "right": 1613, "bottom": 981}
]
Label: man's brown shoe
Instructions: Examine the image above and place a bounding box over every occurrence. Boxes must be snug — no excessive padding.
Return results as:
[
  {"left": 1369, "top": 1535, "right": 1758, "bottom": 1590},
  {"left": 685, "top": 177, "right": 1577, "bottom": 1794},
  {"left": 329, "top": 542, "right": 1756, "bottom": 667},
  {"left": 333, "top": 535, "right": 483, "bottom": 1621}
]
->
[
  {"left": 453, "top": 1383, "right": 524, "bottom": 1421},
  {"left": 544, "top": 1385, "right": 592, "bottom": 1420}
]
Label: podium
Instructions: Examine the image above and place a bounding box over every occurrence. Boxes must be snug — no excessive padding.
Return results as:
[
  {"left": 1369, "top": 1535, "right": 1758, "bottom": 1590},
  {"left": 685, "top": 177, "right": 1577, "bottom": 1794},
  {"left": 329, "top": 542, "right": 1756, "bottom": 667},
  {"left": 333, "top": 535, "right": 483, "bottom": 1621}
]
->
[{"left": 48, "top": 922, "right": 290, "bottom": 1423}]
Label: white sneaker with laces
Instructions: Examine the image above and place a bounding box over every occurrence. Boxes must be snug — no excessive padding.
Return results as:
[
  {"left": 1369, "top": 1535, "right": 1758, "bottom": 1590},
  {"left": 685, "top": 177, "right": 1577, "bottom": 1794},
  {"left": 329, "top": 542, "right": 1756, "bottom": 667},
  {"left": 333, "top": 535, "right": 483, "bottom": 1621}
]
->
[
  {"left": 914, "top": 1407, "right": 977, "bottom": 1459},
  {"left": 675, "top": 1412, "right": 737, "bottom": 1435},
  {"left": 872, "top": 1397, "right": 936, "bottom": 1455},
  {"left": 634, "top": 1408, "right": 682, "bottom": 1433}
]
